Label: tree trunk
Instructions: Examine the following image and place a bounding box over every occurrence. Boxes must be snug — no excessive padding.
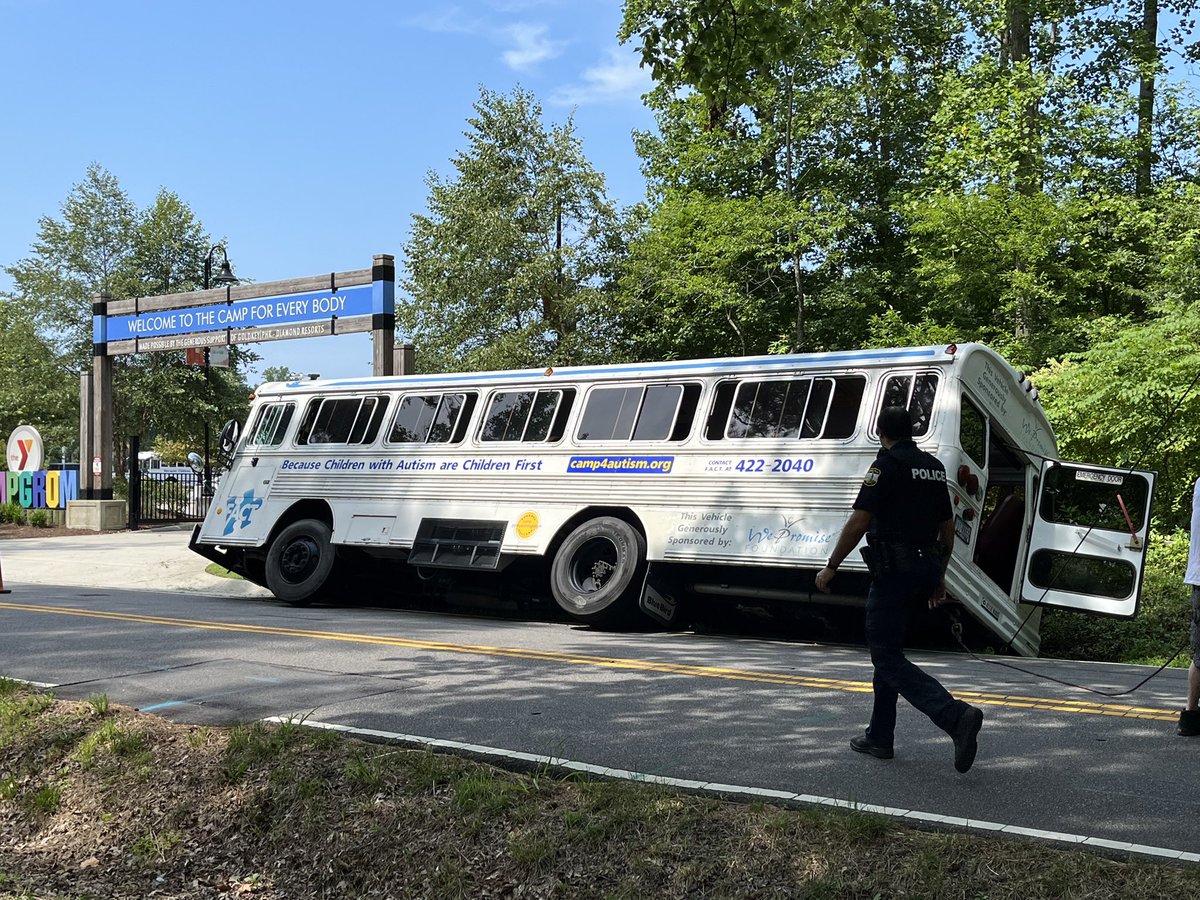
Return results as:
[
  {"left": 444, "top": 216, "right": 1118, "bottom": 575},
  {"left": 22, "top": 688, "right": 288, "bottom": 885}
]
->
[
  {"left": 1135, "top": 0, "right": 1159, "bottom": 197},
  {"left": 1003, "top": 0, "right": 1040, "bottom": 198},
  {"left": 784, "top": 68, "right": 804, "bottom": 351}
]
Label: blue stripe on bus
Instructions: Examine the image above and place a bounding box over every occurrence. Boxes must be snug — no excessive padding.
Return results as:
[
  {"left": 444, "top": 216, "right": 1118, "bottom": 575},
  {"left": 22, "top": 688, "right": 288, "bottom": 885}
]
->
[{"left": 284, "top": 347, "right": 942, "bottom": 391}]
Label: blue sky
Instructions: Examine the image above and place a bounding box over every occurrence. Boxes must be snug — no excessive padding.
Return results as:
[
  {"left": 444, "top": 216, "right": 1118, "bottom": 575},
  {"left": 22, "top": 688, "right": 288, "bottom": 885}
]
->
[{"left": 0, "top": 0, "right": 656, "bottom": 381}]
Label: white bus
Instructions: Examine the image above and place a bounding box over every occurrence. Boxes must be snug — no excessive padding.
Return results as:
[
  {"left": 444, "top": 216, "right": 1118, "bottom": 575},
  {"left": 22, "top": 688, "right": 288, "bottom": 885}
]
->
[{"left": 190, "top": 343, "right": 1155, "bottom": 656}]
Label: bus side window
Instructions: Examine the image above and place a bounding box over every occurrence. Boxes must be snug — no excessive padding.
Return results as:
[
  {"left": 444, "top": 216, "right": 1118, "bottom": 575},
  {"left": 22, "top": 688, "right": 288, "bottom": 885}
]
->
[
  {"left": 391, "top": 393, "right": 479, "bottom": 444},
  {"left": 357, "top": 397, "right": 389, "bottom": 444},
  {"left": 800, "top": 379, "right": 833, "bottom": 438},
  {"left": 720, "top": 375, "right": 865, "bottom": 441},
  {"left": 524, "top": 391, "right": 560, "bottom": 441},
  {"left": 393, "top": 393, "right": 482, "bottom": 448},
  {"left": 823, "top": 376, "right": 866, "bottom": 438},
  {"left": 705, "top": 381, "right": 738, "bottom": 440},
  {"left": 577, "top": 383, "right": 693, "bottom": 442},
  {"left": 248, "top": 403, "right": 295, "bottom": 446},
  {"left": 880, "top": 372, "right": 938, "bottom": 437},
  {"left": 547, "top": 390, "right": 575, "bottom": 441},
  {"left": 960, "top": 396, "right": 987, "bottom": 468},
  {"left": 390, "top": 395, "right": 440, "bottom": 442},
  {"left": 427, "top": 394, "right": 467, "bottom": 443},
  {"left": 480, "top": 389, "right": 574, "bottom": 442},
  {"left": 633, "top": 385, "right": 683, "bottom": 440},
  {"left": 300, "top": 396, "right": 387, "bottom": 445},
  {"left": 728, "top": 380, "right": 811, "bottom": 438},
  {"left": 295, "top": 400, "right": 320, "bottom": 446},
  {"left": 670, "top": 384, "right": 702, "bottom": 441},
  {"left": 451, "top": 393, "right": 480, "bottom": 443}
]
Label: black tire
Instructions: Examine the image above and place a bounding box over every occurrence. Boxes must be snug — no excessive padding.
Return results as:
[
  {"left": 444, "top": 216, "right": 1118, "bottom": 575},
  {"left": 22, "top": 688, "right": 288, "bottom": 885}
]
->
[
  {"left": 550, "top": 517, "right": 646, "bottom": 626},
  {"left": 265, "top": 519, "right": 336, "bottom": 605}
]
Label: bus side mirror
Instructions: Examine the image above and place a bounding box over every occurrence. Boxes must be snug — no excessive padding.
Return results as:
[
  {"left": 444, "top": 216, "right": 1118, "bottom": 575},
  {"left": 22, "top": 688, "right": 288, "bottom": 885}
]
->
[
  {"left": 218, "top": 419, "right": 241, "bottom": 455},
  {"left": 187, "top": 452, "right": 203, "bottom": 475}
]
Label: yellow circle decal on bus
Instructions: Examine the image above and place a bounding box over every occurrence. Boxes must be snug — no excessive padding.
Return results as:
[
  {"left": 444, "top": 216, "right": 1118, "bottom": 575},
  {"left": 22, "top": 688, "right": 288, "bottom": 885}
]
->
[{"left": 516, "top": 511, "right": 540, "bottom": 538}]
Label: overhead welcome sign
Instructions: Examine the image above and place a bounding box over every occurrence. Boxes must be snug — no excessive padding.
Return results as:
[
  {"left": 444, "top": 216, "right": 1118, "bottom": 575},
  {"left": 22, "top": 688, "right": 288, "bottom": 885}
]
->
[
  {"left": 106, "top": 284, "right": 374, "bottom": 344},
  {"left": 99, "top": 258, "right": 396, "bottom": 356},
  {"left": 3, "top": 424, "right": 78, "bottom": 510},
  {"left": 81, "top": 254, "right": 396, "bottom": 505}
]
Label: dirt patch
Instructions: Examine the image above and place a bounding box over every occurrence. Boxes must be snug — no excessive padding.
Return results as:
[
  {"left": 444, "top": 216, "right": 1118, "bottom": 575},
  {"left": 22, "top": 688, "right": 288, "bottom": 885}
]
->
[{"left": 0, "top": 523, "right": 121, "bottom": 541}]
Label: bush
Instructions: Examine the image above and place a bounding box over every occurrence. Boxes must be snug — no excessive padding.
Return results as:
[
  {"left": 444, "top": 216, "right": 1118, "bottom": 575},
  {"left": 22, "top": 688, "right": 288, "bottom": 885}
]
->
[
  {"left": 0, "top": 501, "right": 25, "bottom": 525},
  {"left": 28, "top": 510, "right": 50, "bottom": 528},
  {"left": 1040, "top": 528, "right": 1192, "bottom": 664},
  {"left": 151, "top": 438, "right": 193, "bottom": 466}
]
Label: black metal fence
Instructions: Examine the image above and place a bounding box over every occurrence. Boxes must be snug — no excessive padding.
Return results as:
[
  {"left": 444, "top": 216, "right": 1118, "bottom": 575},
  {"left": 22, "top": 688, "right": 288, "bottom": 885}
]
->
[{"left": 128, "top": 437, "right": 210, "bottom": 529}]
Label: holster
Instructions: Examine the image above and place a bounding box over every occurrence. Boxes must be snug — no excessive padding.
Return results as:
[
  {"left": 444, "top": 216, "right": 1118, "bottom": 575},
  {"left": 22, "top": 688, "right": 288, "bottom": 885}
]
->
[{"left": 862, "top": 536, "right": 938, "bottom": 580}]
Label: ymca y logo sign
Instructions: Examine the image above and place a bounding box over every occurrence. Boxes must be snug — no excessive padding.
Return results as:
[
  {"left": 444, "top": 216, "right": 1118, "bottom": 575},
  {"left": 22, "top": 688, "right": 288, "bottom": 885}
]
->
[{"left": 6, "top": 424, "right": 43, "bottom": 473}]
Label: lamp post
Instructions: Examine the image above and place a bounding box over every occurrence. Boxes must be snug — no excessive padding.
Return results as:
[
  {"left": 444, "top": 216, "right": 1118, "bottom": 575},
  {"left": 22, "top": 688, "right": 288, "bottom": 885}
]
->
[{"left": 202, "top": 245, "right": 238, "bottom": 497}]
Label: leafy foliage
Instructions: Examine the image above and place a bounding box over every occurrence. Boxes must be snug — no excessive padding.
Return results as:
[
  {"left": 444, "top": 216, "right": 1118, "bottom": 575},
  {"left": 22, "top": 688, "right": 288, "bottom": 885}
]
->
[
  {"left": 1035, "top": 303, "right": 1200, "bottom": 532},
  {"left": 615, "top": 190, "right": 827, "bottom": 359},
  {"left": 2, "top": 165, "right": 254, "bottom": 464},
  {"left": 401, "top": 87, "right": 625, "bottom": 373},
  {"left": 260, "top": 366, "right": 302, "bottom": 384},
  {"left": 0, "top": 299, "right": 76, "bottom": 454}
]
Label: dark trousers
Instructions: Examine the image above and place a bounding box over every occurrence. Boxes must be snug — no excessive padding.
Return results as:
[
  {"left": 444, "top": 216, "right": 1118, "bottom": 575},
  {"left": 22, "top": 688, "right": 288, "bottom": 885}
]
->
[{"left": 864, "top": 573, "right": 965, "bottom": 747}]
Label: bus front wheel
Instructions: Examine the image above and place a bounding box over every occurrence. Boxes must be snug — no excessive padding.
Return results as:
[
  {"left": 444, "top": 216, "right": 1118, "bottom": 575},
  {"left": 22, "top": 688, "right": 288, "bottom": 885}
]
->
[
  {"left": 265, "top": 519, "right": 336, "bottom": 605},
  {"left": 550, "top": 517, "right": 646, "bottom": 626}
]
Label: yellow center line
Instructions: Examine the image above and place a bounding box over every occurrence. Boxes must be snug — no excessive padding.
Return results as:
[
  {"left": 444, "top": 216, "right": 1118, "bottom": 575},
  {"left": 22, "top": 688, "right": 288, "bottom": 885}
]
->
[{"left": 0, "top": 601, "right": 1176, "bottom": 721}]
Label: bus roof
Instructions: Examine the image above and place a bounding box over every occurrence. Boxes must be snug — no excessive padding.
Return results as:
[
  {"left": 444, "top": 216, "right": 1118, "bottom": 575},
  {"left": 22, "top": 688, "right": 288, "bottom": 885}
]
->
[{"left": 256, "top": 343, "right": 1018, "bottom": 396}]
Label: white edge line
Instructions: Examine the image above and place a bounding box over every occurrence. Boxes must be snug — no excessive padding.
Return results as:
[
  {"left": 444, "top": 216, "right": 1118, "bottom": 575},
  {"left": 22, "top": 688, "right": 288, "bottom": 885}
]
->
[
  {"left": 264, "top": 716, "right": 1194, "bottom": 864},
  {"left": 4, "top": 675, "right": 58, "bottom": 689}
]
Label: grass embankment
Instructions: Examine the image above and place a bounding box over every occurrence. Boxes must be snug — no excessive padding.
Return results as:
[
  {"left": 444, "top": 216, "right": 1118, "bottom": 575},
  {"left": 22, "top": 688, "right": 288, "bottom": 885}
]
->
[
  {"left": 203, "top": 564, "right": 243, "bottom": 580},
  {"left": 1, "top": 680, "right": 1197, "bottom": 899}
]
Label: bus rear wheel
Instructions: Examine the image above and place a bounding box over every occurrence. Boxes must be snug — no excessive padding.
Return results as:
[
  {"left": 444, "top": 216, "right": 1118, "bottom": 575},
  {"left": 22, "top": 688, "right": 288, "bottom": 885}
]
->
[
  {"left": 265, "top": 519, "right": 336, "bottom": 606},
  {"left": 550, "top": 517, "right": 646, "bottom": 626}
]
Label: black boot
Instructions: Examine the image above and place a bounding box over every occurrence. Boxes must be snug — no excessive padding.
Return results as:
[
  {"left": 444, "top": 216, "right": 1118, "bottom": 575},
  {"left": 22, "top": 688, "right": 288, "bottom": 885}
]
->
[
  {"left": 1179, "top": 709, "right": 1200, "bottom": 737},
  {"left": 951, "top": 705, "right": 984, "bottom": 773}
]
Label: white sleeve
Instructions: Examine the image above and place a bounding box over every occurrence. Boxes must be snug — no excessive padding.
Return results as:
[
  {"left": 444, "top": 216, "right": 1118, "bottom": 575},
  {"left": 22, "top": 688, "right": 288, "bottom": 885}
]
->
[{"left": 1186, "top": 478, "right": 1200, "bottom": 586}]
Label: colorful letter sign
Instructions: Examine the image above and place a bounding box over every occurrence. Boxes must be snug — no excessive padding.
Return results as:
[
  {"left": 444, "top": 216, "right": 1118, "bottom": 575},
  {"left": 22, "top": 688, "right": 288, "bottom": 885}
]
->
[{"left": 3, "top": 424, "right": 78, "bottom": 510}]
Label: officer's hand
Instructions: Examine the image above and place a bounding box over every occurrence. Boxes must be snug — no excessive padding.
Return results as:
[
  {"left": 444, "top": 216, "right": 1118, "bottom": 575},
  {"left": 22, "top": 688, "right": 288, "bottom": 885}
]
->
[
  {"left": 928, "top": 579, "right": 948, "bottom": 608},
  {"left": 815, "top": 566, "right": 835, "bottom": 594}
]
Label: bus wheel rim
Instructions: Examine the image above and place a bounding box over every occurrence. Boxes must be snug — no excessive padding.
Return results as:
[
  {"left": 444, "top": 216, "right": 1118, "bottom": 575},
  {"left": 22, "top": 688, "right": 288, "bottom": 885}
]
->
[
  {"left": 570, "top": 536, "right": 619, "bottom": 595},
  {"left": 280, "top": 537, "right": 320, "bottom": 584}
]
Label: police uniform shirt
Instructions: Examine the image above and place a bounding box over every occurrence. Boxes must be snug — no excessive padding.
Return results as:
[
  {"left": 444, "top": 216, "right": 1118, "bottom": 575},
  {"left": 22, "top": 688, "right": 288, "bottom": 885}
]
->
[{"left": 853, "top": 438, "right": 952, "bottom": 545}]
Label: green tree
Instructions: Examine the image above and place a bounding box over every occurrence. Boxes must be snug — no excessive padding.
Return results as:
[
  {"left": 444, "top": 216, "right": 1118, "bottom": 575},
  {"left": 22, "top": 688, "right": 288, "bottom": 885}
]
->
[
  {"left": 401, "top": 87, "right": 625, "bottom": 373},
  {"left": 1034, "top": 187, "right": 1200, "bottom": 530},
  {"left": 616, "top": 190, "right": 843, "bottom": 360},
  {"left": 4, "top": 165, "right": 254, "bottom": 466},
  {"left": 620, "top": 0, "right": 1200, "bottom": 366},
  {"left": 0, "top": 298, "right": 76, "bottom": 456},
  {"left": 261, "top": 366, "right": 302, "bottom": 384},
  {"left": 621, "top": 0, "right": 971, "bottom": 352},
  {"left": 7, "top": 163, "right": 136, "bottom": 367}
]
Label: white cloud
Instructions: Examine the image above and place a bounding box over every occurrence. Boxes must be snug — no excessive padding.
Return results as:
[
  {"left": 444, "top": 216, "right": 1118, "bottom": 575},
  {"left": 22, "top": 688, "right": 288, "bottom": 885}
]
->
[
  {"left": 551, "top": 47, "right": 653, "bottom": 107},
  {"left": 500, "top": 23, "right": 564, "bottom": 71},
  {"left": 404, "top": 7, "right": 479, "bottom": 35},
  {"left": 488, "top": 0, "right": 559, "bottom": 10}
]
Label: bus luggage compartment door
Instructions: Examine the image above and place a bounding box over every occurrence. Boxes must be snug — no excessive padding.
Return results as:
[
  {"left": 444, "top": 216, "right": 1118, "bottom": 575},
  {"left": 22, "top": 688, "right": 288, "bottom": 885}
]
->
[{"left": 1021, "top": 460, "right": 1156, "bottom": 618}]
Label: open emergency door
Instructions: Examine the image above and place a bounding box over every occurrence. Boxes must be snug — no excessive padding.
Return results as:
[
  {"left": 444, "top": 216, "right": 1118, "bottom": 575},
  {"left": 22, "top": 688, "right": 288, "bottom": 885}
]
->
[{"left": 1021, "top": 460, "right": 1156, "bottom": 617}]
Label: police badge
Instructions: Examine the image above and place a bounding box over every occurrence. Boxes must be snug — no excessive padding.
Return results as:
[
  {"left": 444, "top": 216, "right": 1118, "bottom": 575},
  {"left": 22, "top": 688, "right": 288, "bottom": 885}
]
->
[{"left": 863, "top": 466, "right": 881, "bottom": 487}]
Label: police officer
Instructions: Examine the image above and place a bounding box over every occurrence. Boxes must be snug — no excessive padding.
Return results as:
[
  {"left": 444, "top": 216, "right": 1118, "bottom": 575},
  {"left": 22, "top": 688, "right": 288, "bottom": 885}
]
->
[{"left": 815, "top": 405, "right": 984, "bottom": 773}]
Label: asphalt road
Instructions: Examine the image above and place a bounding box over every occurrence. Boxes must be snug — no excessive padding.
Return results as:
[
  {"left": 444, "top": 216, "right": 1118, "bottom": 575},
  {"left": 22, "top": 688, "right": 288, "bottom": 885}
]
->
[{"left": 0, "top": 579, "right": 1196, "bottom": 863}]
